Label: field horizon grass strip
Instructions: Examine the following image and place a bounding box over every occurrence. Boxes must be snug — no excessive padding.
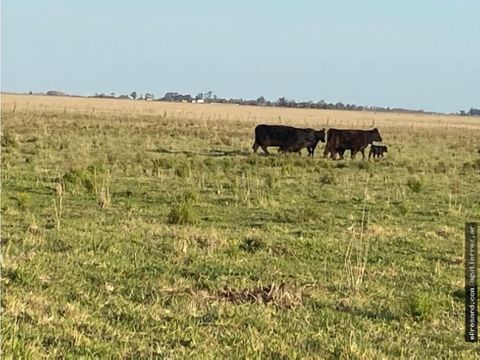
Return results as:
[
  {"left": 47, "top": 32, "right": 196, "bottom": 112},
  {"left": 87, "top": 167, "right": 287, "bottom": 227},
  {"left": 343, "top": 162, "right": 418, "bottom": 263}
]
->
[{"left": 1, "top": 98, "right": 480, "bottom": 357}]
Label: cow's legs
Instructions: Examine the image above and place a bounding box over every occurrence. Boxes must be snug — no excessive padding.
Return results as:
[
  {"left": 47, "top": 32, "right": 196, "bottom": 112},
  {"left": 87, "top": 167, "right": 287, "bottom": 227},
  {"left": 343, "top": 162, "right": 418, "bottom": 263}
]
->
[
  {"left": 323, "top": 146, "right": 330, "bottom": 158},
  {"left": 252, "top": 141, "right": 259, "bottom": 153},
  {"left": 361, "top": 149, "right": 366, "bottom": 159},
  {"left": 260, "top": 145, "right": 270, "bottom": 155}
]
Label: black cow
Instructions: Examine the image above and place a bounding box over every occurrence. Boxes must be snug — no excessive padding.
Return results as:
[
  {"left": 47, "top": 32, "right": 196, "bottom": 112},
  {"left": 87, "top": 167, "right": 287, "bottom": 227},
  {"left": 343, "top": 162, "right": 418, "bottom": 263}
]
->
[
  {"left": 368, "top": 145, "right": 388, "bottom": 160},
  {"left": 323, "top": 128, "right": 382, "bottom": 160},
  {"left": 252, "top": 125, "right": 325, "bottom": 157}
]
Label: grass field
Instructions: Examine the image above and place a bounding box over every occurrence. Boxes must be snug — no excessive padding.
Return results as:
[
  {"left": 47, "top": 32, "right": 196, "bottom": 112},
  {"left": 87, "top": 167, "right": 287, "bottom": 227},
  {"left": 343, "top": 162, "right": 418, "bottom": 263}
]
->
[{"left": 2, "top": 94, "right": 480, "bottom": 358}]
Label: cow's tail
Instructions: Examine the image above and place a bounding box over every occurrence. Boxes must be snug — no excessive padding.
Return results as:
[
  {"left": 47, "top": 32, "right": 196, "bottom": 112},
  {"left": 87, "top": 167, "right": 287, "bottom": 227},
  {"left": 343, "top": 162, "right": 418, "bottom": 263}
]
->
[
  {"left": 252, "top": 127, "right": 260, "bottom": 152},
  {"left": 323, "top": 129, "right": 331, "bottom": 156}
]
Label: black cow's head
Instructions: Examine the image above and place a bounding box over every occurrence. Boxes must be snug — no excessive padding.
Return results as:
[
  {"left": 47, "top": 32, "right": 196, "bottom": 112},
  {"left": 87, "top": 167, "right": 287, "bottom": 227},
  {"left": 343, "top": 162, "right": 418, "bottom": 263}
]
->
[
  {"left": 370, "top": 128, "right": 382, "bottom": 142},
  {"left": 315, "top": 128, "right": 326, "bottom": 142}
]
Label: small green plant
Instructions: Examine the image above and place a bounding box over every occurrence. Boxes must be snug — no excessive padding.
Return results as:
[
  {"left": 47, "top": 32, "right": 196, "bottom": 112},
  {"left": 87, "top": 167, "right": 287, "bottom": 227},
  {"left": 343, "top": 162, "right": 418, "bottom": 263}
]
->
[
  {"left": 167, "top": 202, "right": 198, "bottom": 225},
  {"left": 319, "top": 172, "right": 335, "bottom": 185},
  {"left": 356, "top": 161, "right": 370, "bottom": 170},
  {"left": 409, "top": 293, "right": 434, "bottom": 320},
  {"left": 175, "top": 164, "right": 191, "bottom": 178},
  {"left": 15, "top": 192, "right": 31, "bottom": 211},
  {"left": 62, "top": 168, "right": 95, "bottom": 193},
  {"left": 180, "top": 190, "right": 198, "bottom": 203},
  {"left": 265, "top": 173, "right": 277, "bottom": 189},
  {"left": 1, "top": 132, "right": 19, "bottom": 148},
  {"left": 239, "top": 236, "right": 265, "bottom": 252},
  {"left": 406, "top": 177, "right": 423, "bottom": 192}
]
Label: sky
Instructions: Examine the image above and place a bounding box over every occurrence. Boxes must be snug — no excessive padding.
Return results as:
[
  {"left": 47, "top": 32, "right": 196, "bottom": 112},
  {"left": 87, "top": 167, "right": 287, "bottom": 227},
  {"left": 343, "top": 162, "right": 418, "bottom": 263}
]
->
[{"left": 1, "top": 0, "right": 479, "bottom": 113}]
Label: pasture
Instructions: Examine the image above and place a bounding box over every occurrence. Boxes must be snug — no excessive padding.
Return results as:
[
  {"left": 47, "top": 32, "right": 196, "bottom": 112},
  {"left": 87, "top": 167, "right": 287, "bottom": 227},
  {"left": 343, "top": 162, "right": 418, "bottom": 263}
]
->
[{"left": 2, "top": 94, "right": 480, "bottom": 358}]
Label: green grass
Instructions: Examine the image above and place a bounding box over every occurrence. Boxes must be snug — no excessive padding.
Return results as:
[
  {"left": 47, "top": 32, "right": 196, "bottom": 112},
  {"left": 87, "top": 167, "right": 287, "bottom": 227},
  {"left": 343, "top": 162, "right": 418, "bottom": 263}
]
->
[{"left": 2, "top": 109, "right": 480, "bottom": 358}]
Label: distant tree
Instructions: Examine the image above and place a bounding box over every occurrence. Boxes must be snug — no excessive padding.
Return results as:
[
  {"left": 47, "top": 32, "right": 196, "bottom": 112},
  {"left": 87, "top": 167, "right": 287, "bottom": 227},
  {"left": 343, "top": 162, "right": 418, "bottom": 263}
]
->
[
  {"left": 145, "top": 93, "right": 154, "bottom": 100},
  {"left": 256, "top": 96, "right": 266, "bottom": 105},
  {"left": 204, "top": 91, "right": 213, "bottom": 100},
  {"left": 130, "top": 91, "right": 137, "bottom": 100},
  {"left": 469, "top": 108, "right": 480, "bottom": 116},
  {"left": 195, "top": 93, "right": 203, "bottom": 100},
  {"left": 277, "top": 97, "right": 287, "bottom": 107},
  {"left": 110, "top": 92, "right": 115, "bottom": 98}
]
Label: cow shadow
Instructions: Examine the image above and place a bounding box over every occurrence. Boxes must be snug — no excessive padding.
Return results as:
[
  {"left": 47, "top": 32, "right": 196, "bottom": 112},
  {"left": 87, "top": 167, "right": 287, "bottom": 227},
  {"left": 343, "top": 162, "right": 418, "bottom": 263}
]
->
[
  {"left": 206, "top": 149, "right": 250, "bottom": 157},
  {"left": 150, "top": 148, "right": 197, "bottom": 156},
  {"left": 150, "top": 147, "right": 250, "bottom": 157},
  {"left": 336, "top": 304, "right": 400, "bottom": 322}
]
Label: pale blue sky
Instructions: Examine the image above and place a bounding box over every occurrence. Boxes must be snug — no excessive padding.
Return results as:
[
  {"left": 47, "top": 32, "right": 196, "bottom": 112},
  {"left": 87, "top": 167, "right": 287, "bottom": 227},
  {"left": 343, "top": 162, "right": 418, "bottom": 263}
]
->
[{"left": 2, "top": 0, "right": 479, "bottom": 113}]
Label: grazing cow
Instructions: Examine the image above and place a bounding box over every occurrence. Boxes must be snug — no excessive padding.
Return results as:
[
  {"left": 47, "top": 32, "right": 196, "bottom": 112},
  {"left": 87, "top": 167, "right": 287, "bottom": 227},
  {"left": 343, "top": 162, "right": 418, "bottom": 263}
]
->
[
  {"left": 252, "top": 125, "right": 325, "bottom": 156},
  {"left": 323, "top": 128, "right": 382, "bottom": 160},
  {"left": 369, "top": 144, "right": 388, "bottom": 160}
]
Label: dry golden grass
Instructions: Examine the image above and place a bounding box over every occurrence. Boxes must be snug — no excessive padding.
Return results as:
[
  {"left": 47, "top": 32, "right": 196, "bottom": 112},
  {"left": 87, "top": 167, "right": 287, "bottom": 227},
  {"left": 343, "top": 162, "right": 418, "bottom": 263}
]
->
[{"left": 2, "top": 93, "right": 479, "bottom": 130}]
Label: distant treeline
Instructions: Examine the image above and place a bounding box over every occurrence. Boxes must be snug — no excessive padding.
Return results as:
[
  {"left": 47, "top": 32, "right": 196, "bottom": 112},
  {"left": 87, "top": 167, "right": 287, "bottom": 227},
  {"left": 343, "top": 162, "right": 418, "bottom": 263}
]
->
[
  {"left": 459, "top": 108, "right": 480, "bottom": 116},
  {"left": 36, "top": 89, "right": 479, "bottom": 116},
  {"left": 88, "top": 91, "right": 437, "bottom": 115}
]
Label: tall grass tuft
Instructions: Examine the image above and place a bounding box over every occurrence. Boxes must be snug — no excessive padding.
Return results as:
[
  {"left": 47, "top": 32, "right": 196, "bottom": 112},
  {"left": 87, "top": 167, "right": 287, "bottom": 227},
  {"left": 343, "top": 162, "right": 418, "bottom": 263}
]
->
[
  {"left": 342, "top": 178, "right": 371, "bottom": 294},
  {"left": 97, "top": 177, "right": 111, "bottom": 209}
]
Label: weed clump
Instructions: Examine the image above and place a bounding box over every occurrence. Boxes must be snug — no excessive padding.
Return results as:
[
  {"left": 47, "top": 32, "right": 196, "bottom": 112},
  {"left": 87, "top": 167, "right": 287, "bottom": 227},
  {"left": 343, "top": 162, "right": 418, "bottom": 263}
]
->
[
  {"left": 319, "top": 172, "right": 335, "bottom": 185},
  {"left": 175, "top": 164, "right": 191, "bottom": 178},
  {"left": 265, "top": 173, "right": 277, "bottom": 189},
  {"left": 15, "top": 192, "right": 31, "bottom": 211},
  {"left": 409, "top": 293, "right": 434, "bottom": 320},
  {"left": 406, "top": 177, "right": 423, "bottom": 192},
  {"left": 462, "top": 159, "right": 480, "bottom": 172},
  {"left": 167, "top": 202, "right": 198, "bottom": 225},
  {"left": 62, "top": 168, "right": 95, "bottom": 193},
  {"left": 1, "top": 133, "right": 19, "bottom": 148},
  {"left": 239, "top": 236, "right": 265, "bottom": 252},
  {"left": 355, "top": 161, "right": 370, "bottom": 170}
]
